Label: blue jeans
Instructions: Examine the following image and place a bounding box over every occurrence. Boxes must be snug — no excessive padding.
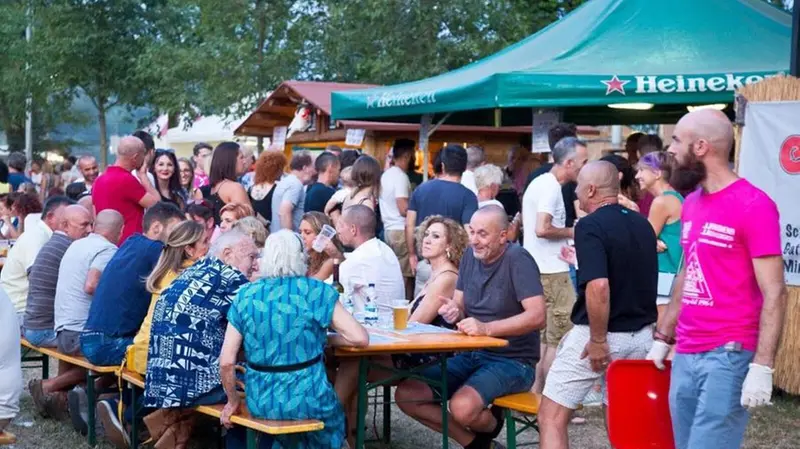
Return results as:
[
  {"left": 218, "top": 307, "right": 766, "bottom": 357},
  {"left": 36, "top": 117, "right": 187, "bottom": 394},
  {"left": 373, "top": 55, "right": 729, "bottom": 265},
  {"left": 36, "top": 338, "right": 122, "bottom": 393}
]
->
[
  {"left": 569, "top": 265, "right": 578, "bottom": 291},
  {"left": 419, "top": 351, "right": 535, "bottom": 406},
  {"left": 24, "top": 328, "right": 58, "bottom": 348},
  {"left": 80, "top": 331, "right": 133, "bottom": 366},
  {"left": 669, "top": 346, "right": 753, "bottom": 449}
]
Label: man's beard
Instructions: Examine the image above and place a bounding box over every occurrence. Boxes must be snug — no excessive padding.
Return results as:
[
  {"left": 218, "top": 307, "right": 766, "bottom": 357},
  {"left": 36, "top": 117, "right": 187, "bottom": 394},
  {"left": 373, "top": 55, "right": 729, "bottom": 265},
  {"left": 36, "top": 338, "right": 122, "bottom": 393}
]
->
[{"left": 670, "top": 145, "right": 706, "bottom": 193}]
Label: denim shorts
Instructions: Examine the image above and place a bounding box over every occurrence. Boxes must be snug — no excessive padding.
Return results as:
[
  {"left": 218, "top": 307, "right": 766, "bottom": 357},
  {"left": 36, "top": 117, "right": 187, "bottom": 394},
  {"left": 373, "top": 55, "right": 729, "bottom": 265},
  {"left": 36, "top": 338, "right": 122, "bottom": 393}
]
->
[
  {"left": 57, "top": 330, "right": 82, "bottom": 355},
  {"left": 670, "top": 346, "right": 753, "bottom": 449},
  {"left": 418, "top": 351, "right": 535, "bottom": 406},
  {"left": 23, "top": 328, "right": 58, "bottom": 348},
  {"left": 80, "top": 331, "right": 133, "bottom": 366}
]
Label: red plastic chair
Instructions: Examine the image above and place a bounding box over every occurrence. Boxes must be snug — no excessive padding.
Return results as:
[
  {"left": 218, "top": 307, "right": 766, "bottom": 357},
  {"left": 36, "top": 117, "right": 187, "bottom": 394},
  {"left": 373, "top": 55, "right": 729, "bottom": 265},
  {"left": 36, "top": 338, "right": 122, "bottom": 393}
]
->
[{"left": 607, "top": 360, "right": 675, "bottom": 449}]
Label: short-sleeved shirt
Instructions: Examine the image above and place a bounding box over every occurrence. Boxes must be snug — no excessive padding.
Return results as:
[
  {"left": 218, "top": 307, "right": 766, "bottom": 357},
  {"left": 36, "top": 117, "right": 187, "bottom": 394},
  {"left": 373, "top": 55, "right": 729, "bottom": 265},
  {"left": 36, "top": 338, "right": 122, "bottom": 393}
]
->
[
  {"left": 92, "top": 166, "right": 147, "bottom": 244},
  {"left": 525, "top": 163, "right": 578, "bottom": 228},
  {"left": 54, "top": 233, "right": 118, "bottom": 333},
  {"left": 143, "top": 257, "right": 249, "bottom": 408},
  {"left": 23, "top": 232, "right": 74, "bottom": 330},
  {"left": 379, "top": 166, "right": 411, "bottom": 231},
  {"left": 84, "top": 234, "right": 163, "bottom": 338},
  {"left": 0, "top": 218, "right": 53, "bottom": 313},
  {"left": 270, "top": 174, "right": 305, "bottom": 233},
  {"left": 8, "top": 172, "right": 32, "bottom": 192},
  {"left": 522, "top": 172, "right": 570, "bottom": 274},
  {"left": 676, "top": 179, "right": 781, "bottom": 354},
  {"left": 340, "top": 238, "right": 405, "bottom": 310},
  {"left": 571, "top": 204, "right": 658, "bottom": 332},
  {"left": 304, "top": 182, "right": 336, "bottom": 213},
  {"left": 409, "top": 179, "right": 478, "bottom": 226},
  {"left": 457, "top": 244, "right": 544, "bottom": 364}
]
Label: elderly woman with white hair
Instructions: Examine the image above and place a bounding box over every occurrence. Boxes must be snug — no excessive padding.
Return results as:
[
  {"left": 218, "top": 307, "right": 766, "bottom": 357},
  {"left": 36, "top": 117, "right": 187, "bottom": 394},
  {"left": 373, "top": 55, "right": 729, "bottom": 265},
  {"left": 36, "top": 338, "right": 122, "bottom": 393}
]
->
[
  {"left": 474, "top": 163, "right": 505, "bottom": 209},
  {"left": 219, "top": 230, "right": 368, "bottom": 449}
]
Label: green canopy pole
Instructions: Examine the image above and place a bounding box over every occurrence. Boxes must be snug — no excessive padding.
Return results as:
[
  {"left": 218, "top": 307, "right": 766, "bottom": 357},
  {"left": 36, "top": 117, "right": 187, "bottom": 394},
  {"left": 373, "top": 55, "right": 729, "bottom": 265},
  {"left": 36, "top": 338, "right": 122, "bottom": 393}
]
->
[{"left": 420, "top": 114, "right": 432, "bottom": 182}]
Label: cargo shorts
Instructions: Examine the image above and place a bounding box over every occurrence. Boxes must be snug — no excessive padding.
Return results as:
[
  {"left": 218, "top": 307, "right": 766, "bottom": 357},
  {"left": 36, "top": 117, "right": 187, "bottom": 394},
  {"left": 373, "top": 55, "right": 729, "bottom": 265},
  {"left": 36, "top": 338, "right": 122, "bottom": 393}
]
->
[{"left": 540, "top": 272, "right": 576, "bottom": 347}]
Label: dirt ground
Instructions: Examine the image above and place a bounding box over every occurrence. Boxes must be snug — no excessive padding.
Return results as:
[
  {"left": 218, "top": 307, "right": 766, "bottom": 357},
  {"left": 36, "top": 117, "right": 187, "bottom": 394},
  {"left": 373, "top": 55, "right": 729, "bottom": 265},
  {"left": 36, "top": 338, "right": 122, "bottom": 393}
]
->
[{"left": 5, "top": 362, "right": 800, "bottom": 448}]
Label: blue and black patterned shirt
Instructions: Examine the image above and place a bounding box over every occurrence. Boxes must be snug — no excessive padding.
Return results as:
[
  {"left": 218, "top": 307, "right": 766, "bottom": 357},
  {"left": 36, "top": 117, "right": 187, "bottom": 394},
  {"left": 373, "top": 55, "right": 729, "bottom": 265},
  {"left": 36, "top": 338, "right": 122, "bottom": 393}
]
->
[{"left": 143, "top": 257, "right": 249, "bottom": 408}]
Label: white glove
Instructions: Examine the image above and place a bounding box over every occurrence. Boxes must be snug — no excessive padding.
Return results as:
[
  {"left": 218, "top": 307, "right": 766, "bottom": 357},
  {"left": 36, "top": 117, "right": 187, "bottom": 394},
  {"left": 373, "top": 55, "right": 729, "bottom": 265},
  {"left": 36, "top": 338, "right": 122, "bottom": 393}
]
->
[
  {"left": 646, "top": 340, "right": 671, "bottom": 370},
  {"left": 740, "top": 363, "right": 774, "bottom": 408}
]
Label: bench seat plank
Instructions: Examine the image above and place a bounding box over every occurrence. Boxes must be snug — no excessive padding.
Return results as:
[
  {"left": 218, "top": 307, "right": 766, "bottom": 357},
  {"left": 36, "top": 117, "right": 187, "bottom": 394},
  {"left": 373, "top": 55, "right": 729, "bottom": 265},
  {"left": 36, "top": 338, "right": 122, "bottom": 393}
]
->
[
  {"left": 21, "top": 338, "right": 118, "bottom": 374},
  {"left": 493, "top": 392, "right": 542, "bottom": 415},
  {"left": 195, "top": 404, "right": 324, "bottom": 435}
]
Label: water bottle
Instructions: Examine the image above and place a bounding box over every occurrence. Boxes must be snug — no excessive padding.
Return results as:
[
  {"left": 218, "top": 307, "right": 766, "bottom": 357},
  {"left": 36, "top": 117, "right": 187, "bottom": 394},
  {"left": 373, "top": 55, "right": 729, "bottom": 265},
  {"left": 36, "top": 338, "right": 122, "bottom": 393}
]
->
[
  {"left": 364, "top": 283, "right": 379, "bottom": 326},
  {"left": 343, "top": 282, "right": 356, "bottom": 315}
]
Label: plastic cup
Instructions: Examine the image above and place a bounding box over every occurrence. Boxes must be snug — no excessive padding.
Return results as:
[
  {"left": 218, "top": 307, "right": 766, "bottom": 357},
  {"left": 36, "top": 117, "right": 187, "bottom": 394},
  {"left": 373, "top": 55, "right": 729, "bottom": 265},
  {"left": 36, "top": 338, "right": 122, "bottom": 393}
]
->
[
  {"left": 392, "top": 300, "right": 410, "bottom": 330},
  {"left": 311, "top": 224, "right": 336, "bottom": 253}
]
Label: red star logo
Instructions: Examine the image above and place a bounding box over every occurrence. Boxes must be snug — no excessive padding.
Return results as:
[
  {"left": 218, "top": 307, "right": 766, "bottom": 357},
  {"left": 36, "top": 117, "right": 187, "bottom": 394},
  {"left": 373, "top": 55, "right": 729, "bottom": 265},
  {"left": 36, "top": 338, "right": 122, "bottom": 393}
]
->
[{"left": 602, "top": 75, "right": 630, "bottom": 95}]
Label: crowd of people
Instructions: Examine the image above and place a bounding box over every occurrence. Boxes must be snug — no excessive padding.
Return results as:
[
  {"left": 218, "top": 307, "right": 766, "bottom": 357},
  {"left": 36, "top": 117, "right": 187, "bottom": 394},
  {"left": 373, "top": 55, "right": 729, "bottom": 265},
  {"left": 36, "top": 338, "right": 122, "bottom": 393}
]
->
[{"left": 0, "top": 106, "right": 788, "bottom": 449}]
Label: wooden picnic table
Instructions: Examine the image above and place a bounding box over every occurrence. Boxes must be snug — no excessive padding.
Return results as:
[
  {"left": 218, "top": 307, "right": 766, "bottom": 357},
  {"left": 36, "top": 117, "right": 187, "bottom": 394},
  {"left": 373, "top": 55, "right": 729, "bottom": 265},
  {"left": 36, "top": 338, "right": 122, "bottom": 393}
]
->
[{"left": 333, "top": 327, "right": 508, "bottom": 449}]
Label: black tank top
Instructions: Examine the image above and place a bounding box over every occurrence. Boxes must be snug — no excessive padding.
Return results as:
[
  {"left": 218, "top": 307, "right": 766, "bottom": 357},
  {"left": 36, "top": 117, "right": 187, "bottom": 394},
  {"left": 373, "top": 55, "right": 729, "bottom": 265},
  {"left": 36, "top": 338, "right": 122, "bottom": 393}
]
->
[
  {"left": 200, "top": 185, "right": 226, "bottom": 225},
  {"left": 248, "top": 184, "right": 275, "bottom": 226}
]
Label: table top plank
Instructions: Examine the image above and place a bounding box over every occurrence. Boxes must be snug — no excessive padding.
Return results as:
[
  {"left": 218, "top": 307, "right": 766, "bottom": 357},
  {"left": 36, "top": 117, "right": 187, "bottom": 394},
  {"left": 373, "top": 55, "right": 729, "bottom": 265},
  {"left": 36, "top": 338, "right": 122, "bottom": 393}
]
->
[{"left": 333, "top": 329, "right": 507, "bottom": 356}]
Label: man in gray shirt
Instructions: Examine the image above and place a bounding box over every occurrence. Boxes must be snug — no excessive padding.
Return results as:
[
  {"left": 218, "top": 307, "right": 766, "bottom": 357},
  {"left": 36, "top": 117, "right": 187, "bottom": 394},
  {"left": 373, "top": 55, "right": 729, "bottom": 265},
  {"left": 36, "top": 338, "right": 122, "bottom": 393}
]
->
[
  {"left": 24, "top": 205, "right": 93, "bottom": 421},
  {"left": 396, "top": 205, "right": 546, "bottom": 449},
  {"left": 270, "top": 151, "right": 316, "bottom": 233},
  {"left": 54, "top": 210, "right": 123, "bottom": 355}
]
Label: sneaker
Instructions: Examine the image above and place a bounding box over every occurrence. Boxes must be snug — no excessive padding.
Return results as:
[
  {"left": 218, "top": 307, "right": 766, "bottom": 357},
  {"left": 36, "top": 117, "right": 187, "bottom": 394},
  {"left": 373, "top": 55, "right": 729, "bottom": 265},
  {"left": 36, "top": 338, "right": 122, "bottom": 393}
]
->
[
  {"left": 68, "top": 386, "right": 89, "bottom": 435},
  {"left": 28, "top": 379, "right": 48, "bottom": 417},
  {"left": 97, "top": 399, "right": 130, "bottom": 449}
]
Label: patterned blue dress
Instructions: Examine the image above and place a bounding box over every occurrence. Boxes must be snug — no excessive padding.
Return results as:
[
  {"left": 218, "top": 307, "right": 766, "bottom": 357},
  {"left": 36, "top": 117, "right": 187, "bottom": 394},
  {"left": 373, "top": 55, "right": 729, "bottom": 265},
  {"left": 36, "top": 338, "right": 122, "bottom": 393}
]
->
[{"left": 228, "top": 276, "right": 344, "bottom": 449}]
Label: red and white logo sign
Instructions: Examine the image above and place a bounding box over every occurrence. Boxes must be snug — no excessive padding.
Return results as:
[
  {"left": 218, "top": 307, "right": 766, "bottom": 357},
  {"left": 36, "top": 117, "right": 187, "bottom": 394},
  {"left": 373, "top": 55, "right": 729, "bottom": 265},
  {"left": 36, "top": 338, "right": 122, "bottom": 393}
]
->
[
  {"left": 602, "top": 75, "right": 630, "bottom": 95},
  {"left": 780, "top": 135, "right": 800, "bottom": 175}
]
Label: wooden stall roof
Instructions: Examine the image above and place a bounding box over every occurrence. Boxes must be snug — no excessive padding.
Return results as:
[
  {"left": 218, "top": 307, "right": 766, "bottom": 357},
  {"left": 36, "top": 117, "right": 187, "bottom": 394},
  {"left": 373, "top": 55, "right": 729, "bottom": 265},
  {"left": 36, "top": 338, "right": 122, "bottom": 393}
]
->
[{"left": 235, "top": 80, "right": 599, "bottom": 138}]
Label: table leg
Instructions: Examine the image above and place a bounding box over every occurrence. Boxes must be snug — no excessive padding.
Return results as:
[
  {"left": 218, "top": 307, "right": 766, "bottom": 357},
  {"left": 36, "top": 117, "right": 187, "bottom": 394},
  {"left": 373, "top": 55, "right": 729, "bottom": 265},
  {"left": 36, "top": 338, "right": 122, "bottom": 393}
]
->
[
  {"left": 42, "top": 355, "right": 49, "bottom": 380},
  {"left": 382, "top": 385, "right": 391, "bottom": 443},
  {"left": 87, "top": 371, "right": 96, "bottom": 447},
  {"left": 440, "top": 355, "right": 448, "bottom": 449},
  {"left": 355, "top": 357, "right": 368, "bottom": 449}
]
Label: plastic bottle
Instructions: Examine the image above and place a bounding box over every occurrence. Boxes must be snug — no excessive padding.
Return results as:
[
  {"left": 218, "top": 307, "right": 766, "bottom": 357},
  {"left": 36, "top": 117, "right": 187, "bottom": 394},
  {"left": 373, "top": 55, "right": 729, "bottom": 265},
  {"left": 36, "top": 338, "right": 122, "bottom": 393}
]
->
[
  {"left": 364, "top": 283, "right": 379, "bottom": 326},
  {"left": 343, "top": 281, "right": 356, "bottom": 315}
]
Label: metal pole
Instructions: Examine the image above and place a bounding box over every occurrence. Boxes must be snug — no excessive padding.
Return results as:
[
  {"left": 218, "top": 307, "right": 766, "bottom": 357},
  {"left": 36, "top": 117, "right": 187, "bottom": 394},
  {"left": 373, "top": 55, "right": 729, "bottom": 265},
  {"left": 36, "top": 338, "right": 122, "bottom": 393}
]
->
[
  {"left": 419, "top": 114, "right": 432, "bottom": 182},
  {"left": 792, "top": 0, "right": 800, "bottom": 76},
  {"left": 24, "top": 1, "right": 33, "bottom": 162}
]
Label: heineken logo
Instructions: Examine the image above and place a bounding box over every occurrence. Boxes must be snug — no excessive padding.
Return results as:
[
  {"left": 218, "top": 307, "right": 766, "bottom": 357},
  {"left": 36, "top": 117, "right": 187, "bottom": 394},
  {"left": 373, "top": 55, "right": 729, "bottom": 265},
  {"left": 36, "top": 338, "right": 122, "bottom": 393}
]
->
[
  {"left": 366, "top": 90, "right": 437, "bottom": 109},
  {"left": 602, "top": 72, "right": 783, "bottom": 95}
]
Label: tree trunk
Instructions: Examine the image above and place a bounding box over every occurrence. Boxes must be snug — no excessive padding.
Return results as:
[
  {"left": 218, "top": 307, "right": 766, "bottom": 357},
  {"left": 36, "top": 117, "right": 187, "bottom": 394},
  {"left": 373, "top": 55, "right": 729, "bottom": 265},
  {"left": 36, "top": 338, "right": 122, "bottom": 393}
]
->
[{"left": 97, "top": 99, "right": 108, "bottom": 170}]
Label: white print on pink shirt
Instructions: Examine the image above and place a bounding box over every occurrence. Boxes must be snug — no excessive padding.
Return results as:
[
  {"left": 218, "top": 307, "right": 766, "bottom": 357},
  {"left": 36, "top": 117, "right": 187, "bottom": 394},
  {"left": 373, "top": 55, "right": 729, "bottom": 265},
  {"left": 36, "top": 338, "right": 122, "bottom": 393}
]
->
[{"left": 682, "top": 242, "right": 714, "bottom": 307}]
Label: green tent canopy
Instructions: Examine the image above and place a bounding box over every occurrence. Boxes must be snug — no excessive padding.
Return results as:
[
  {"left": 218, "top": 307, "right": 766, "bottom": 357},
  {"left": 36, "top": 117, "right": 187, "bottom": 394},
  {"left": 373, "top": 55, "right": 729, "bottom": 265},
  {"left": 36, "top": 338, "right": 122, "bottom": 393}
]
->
[{"left": 331, "top": 0, "right": 791, "bottom": 126}]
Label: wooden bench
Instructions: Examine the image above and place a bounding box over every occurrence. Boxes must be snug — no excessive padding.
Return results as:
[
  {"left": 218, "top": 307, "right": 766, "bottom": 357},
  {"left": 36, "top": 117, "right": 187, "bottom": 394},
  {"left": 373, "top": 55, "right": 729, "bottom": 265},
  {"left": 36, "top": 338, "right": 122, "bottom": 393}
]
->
[
  {"left": 120, "top": 369, "right": 324, "bottom": 449},
  {"left": 494, "top": 392, "right": 542, "bottom": 449},
  {"left": 20, "top": 338, "right": 118, "bottom": 447}
]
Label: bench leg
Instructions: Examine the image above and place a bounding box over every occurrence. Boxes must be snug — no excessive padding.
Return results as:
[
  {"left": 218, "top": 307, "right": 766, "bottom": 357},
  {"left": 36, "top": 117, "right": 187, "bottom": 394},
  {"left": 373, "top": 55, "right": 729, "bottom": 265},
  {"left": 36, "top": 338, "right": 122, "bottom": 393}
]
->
[
  {"left": 505, "top": 409, "right": 516, "bottom": 449},
  {"left": 42, "top": 355, "right": 49, "bottom": 380},
  {"left": 382, "top": 384, "right": 391, "bottom": 444},
  {"left": 355, "top": 358, "right": 368, "bottom": 449},
  {"left": 246, "top": 428, "right": 257, "bottom": 449},
  {"left": 439, "top": 355, "right": 448, "bottom": 449},
  {"left": 87, "top": 371, "right": 96, "bottom": 446}
]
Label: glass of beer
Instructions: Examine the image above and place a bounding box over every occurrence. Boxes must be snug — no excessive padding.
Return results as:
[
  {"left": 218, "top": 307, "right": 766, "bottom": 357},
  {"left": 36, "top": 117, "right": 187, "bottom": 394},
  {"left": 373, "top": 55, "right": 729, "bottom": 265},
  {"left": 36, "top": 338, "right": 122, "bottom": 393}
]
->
[{"left": 392, "top": 300, "right": 409, "bottom": 330}]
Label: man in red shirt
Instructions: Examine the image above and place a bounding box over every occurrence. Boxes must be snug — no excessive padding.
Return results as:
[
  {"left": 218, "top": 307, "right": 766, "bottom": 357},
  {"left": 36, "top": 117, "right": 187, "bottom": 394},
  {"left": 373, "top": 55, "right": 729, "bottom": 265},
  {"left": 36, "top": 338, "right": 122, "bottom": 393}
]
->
[{"left": 92, "top": 136, "right": 160, "bottom": 244}]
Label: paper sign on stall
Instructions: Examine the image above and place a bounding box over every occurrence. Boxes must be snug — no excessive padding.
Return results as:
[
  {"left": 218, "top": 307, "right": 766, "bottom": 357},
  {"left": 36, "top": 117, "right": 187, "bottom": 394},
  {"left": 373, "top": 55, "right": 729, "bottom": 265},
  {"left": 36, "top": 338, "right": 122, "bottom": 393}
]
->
[
  {"left": 531, "top": 109, "right": 561, "bottom": 153},
  {"left": 345, "top": 129, "right": 366, "bottom": 147},
  {"left": 272, "top": 126, "right": 288, "bottom": 147}
]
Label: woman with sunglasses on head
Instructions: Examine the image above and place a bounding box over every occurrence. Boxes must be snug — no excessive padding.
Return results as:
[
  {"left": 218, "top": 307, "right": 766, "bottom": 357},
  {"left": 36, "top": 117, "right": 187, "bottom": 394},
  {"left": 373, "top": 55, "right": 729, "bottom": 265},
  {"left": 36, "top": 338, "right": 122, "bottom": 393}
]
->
[
  {"left": 200, "top": 142, "right": 250, "bottom": 225},
  {"left": 178, "top": 158, "right": 203, "bottom": 201},
  {"left": 149, "top": 150, "right": 187, "bottom": 209},
  {"left": 635, "top": 151, "right": 684, "bottom": 327}
]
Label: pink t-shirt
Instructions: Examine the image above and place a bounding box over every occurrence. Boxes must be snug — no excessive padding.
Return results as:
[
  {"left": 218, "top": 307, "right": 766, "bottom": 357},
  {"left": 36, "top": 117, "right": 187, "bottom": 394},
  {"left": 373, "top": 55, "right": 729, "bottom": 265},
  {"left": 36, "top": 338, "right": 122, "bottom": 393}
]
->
[
  {"left": 92, "top": 166, "right": 147, "bottom": 245},
  {"left": 193, "top": 172, "right": 209, "bottom": 189},
  {"left": 676, "top": 179, "right": 781, "bottom": 354}
]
